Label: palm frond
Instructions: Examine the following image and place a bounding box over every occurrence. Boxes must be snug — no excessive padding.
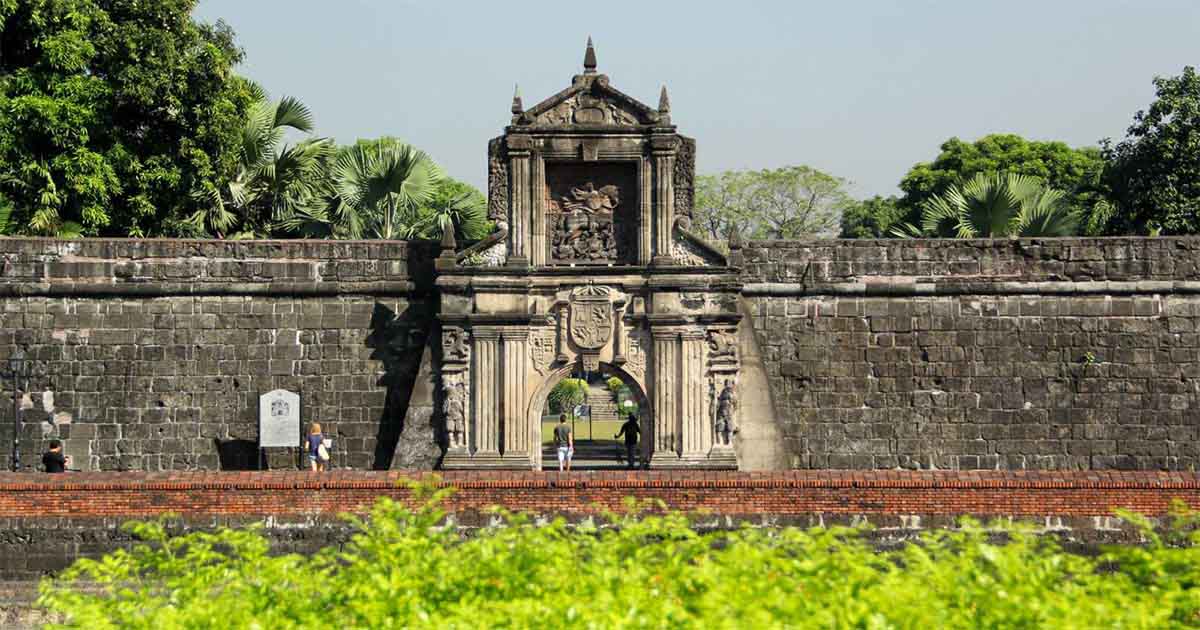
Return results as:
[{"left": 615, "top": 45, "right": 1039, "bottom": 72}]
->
[{"left": 273, "top": 96, "right": 315, "bottom": 134}]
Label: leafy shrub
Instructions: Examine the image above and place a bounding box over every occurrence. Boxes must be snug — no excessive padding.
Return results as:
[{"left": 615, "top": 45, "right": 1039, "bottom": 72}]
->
[{"left": 38, "top": 484, "right": 1200, "bottom": 629}]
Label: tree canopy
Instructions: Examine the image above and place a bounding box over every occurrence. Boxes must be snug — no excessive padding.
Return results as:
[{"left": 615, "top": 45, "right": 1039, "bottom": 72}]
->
[
  {"left": 1103, "top": 66, "right": 1200, "bottom": 235},
  {"left": 694, "top": 165, "right": 850, "bottom": 242},
  {"left": 911, "top": 173, "right": 1079, "bottom": 238},
  {"left": 0, "top": 0, "right": 256, "bottom": 236}
]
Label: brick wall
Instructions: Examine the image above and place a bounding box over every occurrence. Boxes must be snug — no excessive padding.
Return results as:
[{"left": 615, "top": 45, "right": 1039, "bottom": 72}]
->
[
  {"left": 741, "top": 237, "right": 1200, "bottom": 471},
  {"left": 0, "top": 238, "right": 437, "bottom": 472},
  {"left": 0, "top": 470, "right": 1194, "bottom": 580}
]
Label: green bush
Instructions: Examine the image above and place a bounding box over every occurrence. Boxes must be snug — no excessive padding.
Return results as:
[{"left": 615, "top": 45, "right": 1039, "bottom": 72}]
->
[{"left": 38, "top": 484, "right": 1200, "bottom": 629}]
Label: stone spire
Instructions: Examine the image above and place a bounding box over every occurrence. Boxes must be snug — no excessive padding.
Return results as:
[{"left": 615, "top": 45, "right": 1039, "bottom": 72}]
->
[
  {"left": 511, "top": 84, "right": 523, "bottom": 115},
  {"left": 583, "top": 36, "right": 597, "bottom": 74},
  {"left": 658, "top": 85, "right": 671, "bottom": 114},
  {"left": 440, "top": 220, "right": 457, "bottom": 253}
]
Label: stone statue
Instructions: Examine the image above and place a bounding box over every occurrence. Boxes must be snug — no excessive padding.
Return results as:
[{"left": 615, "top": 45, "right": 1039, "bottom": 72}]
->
[
  {"left": 714, "top": 380, "right": 737, "bottom": 446},
  {"left": 445, "top": 381, "right": 467, "bottom": 449}
]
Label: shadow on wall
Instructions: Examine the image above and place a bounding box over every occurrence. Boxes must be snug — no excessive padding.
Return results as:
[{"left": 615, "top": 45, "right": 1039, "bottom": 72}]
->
[
  {"left": 366, "top": 302, "right": 434, "bottom": 470},
  {"left": 215, "top": 438, "right": 260, "bottom": 470}
]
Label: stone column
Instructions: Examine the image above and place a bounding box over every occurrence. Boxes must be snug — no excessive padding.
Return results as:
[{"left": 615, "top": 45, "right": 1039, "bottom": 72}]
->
[
  {"left": 651, "top": 328, "right": 679, "bottom": 459},
  {"left": 680, "top": 329, "right": 707, "bottom": 457},
  {"left": 651, "top": 138, "right": 676, "bottom": 266},
  {"left": 530, "top": 154, "right": 546, "bottom": 267},
  {"left": 471, "top": 327, "right": 501, "bottom": 455},
  {"left": 501, "top": 328, "right": 530, "bottom": 459},
  {"left": 507, "top": 136, "right": 531, "bottom": 267}
]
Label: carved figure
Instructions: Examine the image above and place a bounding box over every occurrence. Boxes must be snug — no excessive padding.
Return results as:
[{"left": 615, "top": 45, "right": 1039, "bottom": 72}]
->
[
  {"left": 708, "top": 330, "right": 737, "bottom": 360},
  {"left": 714, "top": 380, "right": 737, "bottom": 446},
  {"left": 445, "top": 381, "right": 467, "bottom": 449}
]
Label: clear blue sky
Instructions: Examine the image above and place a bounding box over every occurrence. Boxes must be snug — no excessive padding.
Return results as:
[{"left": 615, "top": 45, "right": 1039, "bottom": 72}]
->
[{"left": 194, "top": 0, "right": 1200, "bottom": 198}]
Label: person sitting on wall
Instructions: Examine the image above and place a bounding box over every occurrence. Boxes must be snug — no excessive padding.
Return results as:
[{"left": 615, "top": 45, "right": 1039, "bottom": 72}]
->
[
  {"left": 42, "top": 440, "right": 70, "bottom": 473},
  {"left": 615, "top": 414, "right": 642, "bottom": 469}
]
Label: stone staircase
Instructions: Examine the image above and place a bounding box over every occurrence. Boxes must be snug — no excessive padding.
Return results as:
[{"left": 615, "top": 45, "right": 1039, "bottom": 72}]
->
[{"left": 586, "top": 386, "right": 619, "bottom": 423}]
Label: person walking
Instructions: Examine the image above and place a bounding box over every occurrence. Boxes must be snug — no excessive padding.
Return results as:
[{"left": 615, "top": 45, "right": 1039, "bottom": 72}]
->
[
  {"left": 615, "top": 414, "right": 641, "bottom": 469},
  {"left": 306, "top": 423, "right": 330, "bottom": 472},
  {"left": 42, "top": 439, "right": 70, "bottom": 473},
  {"left": 554, "top": 413, "right": 574, "bottom": 472}
]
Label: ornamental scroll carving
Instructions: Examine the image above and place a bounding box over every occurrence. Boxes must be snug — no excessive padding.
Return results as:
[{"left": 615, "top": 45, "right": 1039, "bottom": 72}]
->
[
  {"left": 569, "top": 285, "right": 613, "bottom": 350},
  {"left": 548, "top": 183, "right": 620, "bottom": 263},
  {"left": 487, "top": 139, "right": 508, "bottom": 223},
  {"left": 442, "top": 327, "right": 470, "bottom": 363},
  {"left": 538, "top": 94, "right": 639, "bottom": 127},
  {"left": 674, "top": 136, "right": 696, "bottom": 219},
  {"left": 625, "top": 327, "right": 647, "bottom": 381}
]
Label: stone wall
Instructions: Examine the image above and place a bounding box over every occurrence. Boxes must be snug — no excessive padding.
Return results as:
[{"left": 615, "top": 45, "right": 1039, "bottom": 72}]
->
[
  {"left": 740, "top": 238, "right": 1200, "bottom": 470},
  {"left": 0, "top": 238, "right": 438, "bottom": 472}
]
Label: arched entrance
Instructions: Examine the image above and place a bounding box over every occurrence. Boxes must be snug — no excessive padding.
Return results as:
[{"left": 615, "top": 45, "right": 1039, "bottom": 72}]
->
[{"left": 527, "top": 362, "right": 651, "bottom": 470}]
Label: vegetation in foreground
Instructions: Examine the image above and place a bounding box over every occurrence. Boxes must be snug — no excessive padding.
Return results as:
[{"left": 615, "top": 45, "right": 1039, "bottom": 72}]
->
[{"left": 36, "top": 483, "right": 1200, "bottom": 629}]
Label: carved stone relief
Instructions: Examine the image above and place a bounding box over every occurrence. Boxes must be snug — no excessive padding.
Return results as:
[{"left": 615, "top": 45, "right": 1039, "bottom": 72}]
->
[
  {"left": 548, "top": 183, "right": 619, "bottom": 263},
  {"left": 673, "top": 136, "right": 696, "bottom": 218},
  {"left": 708, "top": 329, "right": 738, "bottom": 363},
  {"left": 672, "top": 236, "right": 708, "bottom": 267},
  {"left": 530, "top": 328, "right": 556, "bottom": 376},
  {"left": 569, "top": 285, "right": 613, "bottom": 350},
  {"left": 625, "top": 326, "right": 647, "bottom": 381},
  {"left": 442, "top": 326, "right": 470, "bottom": 363},
  {"left": 713, "top": 378, "right": 737, "bottom": 446},
  {"left": 443, "top": 375, "right": 468, "bottom": 450},
  {"left": 487, "top": 145, "right": 508, "bottom": 223},
  {"left": 538, "top": 93, "right": 640, "bottom": 127}
]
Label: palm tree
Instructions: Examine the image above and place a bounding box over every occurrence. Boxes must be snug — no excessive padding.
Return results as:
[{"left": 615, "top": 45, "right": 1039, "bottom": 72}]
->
[
  {"left": 191, "top": 89, "right": 330, "bottom": 238},
  {"left": 330, "top": 139, "right": 444, "bottom": 240},
  {"left": 915, "top": 173, "right": 1080, "bottom": 238}
]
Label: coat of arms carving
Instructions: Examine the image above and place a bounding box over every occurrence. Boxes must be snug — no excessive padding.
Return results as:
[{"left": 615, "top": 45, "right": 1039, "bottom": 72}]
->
[
  {"left": 530, "top": 329, "right": 556, "bottom": 375},
  {"left": 569, "top": 285, "right": 613, "bottom": 350}
]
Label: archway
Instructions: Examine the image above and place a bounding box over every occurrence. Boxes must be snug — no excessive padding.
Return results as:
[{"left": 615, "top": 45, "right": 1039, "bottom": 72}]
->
[{"left": 527, "top": 362, "right": 651, "bottom": 470}]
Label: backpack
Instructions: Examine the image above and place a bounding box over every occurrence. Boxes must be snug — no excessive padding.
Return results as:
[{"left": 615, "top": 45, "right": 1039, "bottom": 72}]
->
[{"left": 317, "top": 440, "right": 330, "bottom": 461}]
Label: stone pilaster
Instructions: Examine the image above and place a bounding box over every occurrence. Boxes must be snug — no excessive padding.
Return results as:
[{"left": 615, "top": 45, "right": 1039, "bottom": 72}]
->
[
  {"left": 680, "top": 330, "right": 706, "bottom": 457},
  {"left": 639, "top": 156, "right": 653, "bottom": 265},
  {"left": 651, "top": 138, "right": 676, "bottom": 266},
  {"left": 530, "top": 154, "right": 546, "bottom": 267},
  {"left": 507, "top": 136, "right": 531, "bottom": 267},
  {"left": 501, "top": 328, "right": 530, "bottom": 460},
  {"left": 471, "top": 328, "right": 501, "bottom": 455},
  {"left": 651, "top": 328, "right": 679, "bottom": 460}
]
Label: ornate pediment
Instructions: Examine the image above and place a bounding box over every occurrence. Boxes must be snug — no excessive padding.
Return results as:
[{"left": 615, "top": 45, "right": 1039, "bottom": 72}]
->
[{"left": 530, "top": 89, "right": 650, "bottom": 127}]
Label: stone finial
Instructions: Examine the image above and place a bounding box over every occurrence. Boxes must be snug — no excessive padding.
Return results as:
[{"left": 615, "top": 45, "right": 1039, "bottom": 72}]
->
[
  {"left": 440, "top": 221, "right": 457, "bottom": 254},
  {"left": 511, "top": 84, "right": 523, "bottom": 115},
  {"left": 583, "top": 36, "right": 597, "bottom": 74},
  {"left": 658, "top": 85, "right": 671, "bottom": 114}
]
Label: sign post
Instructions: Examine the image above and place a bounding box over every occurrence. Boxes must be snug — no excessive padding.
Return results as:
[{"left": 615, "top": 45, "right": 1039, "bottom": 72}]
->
[{"left": 258, "top": 389, "right": 300, "bottom": 469}]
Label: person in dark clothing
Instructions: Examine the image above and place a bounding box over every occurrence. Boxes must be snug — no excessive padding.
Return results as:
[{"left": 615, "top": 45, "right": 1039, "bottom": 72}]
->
[
  {"left": 42, "top": 439, "right": 69, "bottom": 473},
  {"left": 615, "top": 414, "right": 641, "bottom": 469}
]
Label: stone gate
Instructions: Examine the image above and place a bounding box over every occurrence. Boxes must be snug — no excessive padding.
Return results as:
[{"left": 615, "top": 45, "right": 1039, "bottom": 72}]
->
[{"left": 437, "top": 40, "right": 743, "bottom": 470}]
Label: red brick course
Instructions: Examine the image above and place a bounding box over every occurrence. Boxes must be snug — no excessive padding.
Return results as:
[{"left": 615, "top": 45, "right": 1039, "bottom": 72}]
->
[{"left": 2, "top": 470, "right": 1197, "bottom": 520}]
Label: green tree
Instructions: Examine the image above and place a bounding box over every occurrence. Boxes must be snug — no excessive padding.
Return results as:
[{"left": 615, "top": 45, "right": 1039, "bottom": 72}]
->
[
  {"left": 329, "top": 138, "right": 444, "bottom": 240},
  {"left": 1103, "top": 66, "right": 1200, "bottom": 235},
  {"left": 694, "top": 165, "right": 850, "bottom": 241},
  {"left": 191, "top": 90, "right": 331, "bottom": 238},
  {"left": 840, "top": 195, "right": 904, "bottom": 238},
  {"left": 0, "top": 0, "right": 255, "bottom": 237},
  {"left": 910, "top": 172, "right": 1079, "bottom": 238},
  {"left": 418, "top": 176, "right": 490, "bottom": 242},
  {"left": 547, "top": 378, "right": 588, "bottom": 419},
  {"left": 898, "top": 134, "right": 1109, "bottom": 234}
]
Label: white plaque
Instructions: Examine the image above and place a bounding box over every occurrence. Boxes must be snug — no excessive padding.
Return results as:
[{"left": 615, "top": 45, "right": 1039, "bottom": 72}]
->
[{"left": 259, "top": 389, "right": 300, "bottom": 448}]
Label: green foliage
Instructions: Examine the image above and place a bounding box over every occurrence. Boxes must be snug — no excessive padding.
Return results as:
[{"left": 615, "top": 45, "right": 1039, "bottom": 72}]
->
[
  {"left": 0, "top": 0, "right": 256, "bottom": 236},
  {"left": 908, "top": 172, "right": 1080, "bottom": 238},
  {"left": 547, "top": 378, "right": 588, "bottom": 418},
  {"left": 38, "top": 486, "right": 1200, "bottom": 629},
  {"left": 1103, "top": 66, "right": 1200, "bottom": 235},
  {"left": 897, "top": 134, "right": 1110, "bottom": 235},
  {"left": 839, "top": 195, "right": 904, "bottom": 238},
  {"left": 328, "top": 137, "right": 444, "bottom": 240},
  {"left": 694, "top": 165, "right": 851, "bottom": 242},
  {"left": 191, "top": 91, "right": 332, "bottom": 238},
  {"left": 418, "top": 177, "right": 490, "bottom": 241}
]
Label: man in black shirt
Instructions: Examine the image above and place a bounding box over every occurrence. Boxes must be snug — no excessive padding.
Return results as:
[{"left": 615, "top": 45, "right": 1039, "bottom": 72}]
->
[
  {"left": 42, "top": 439, "right": 69, "bottom": 473},
  {"left": 615, "top": 414, "right": 641, "bottom": 469}
]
